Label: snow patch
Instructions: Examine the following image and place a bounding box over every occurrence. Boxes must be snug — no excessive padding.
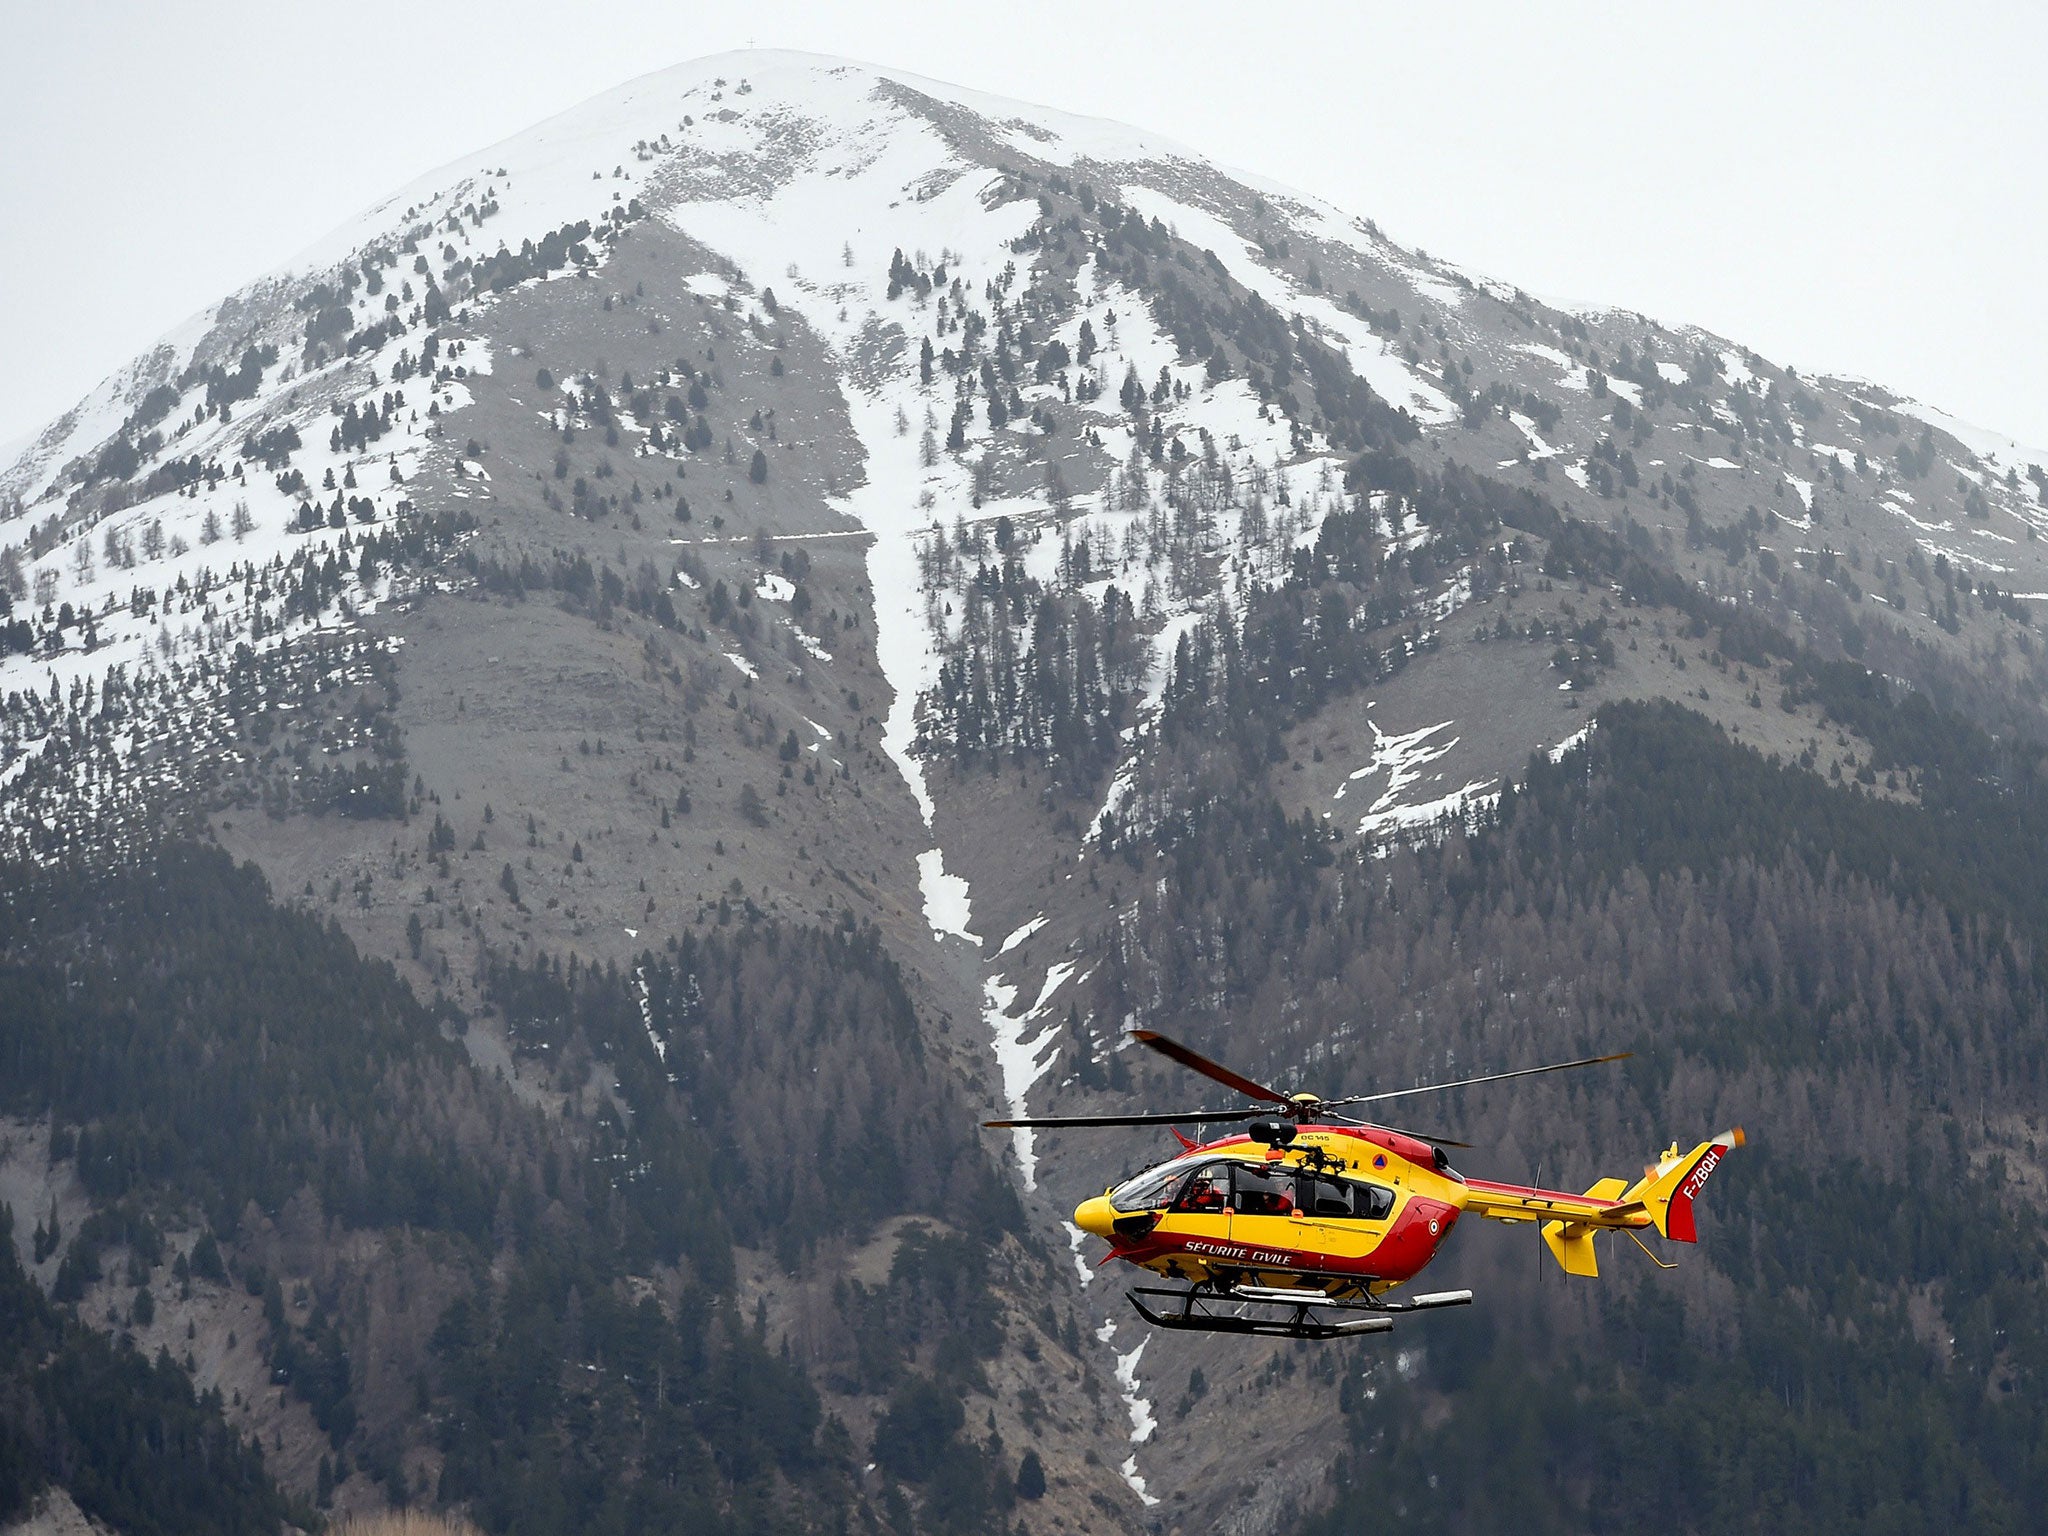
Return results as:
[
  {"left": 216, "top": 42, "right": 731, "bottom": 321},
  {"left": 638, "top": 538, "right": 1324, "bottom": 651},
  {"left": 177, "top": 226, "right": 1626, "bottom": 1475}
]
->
[
  {"left": 917, "top": 848, "right": 974, "bottom": 941},
  {"left": 1335, "top": 712, "right": 1497, "bottom": 844},
  {"left": 1514, "top": 342, "right": 1577, "bottom": 374},
  {"left": 1092, "top": 1319, "right": 1159, "bottom": 1504},
  {"left": 1063, "top": 1223, "right": 1096, "bottom": 1287},
  {"left": 998, "top": 915, "right": 1047, "bottom": 955},
  {"left": 1548, "top": 724, "right": 1594, "bottom": 762}
]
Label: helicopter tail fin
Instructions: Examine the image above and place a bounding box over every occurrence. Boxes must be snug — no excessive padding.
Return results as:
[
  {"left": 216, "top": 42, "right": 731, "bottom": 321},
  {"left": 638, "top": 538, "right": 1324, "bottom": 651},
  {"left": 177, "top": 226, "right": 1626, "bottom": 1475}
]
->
[
  {"left": 1539, "top": 1178, "right": 1628, "bottom": 1276},
  {"left": 1620, "top": 1128, "right": 1745, "bottom": 1243}
]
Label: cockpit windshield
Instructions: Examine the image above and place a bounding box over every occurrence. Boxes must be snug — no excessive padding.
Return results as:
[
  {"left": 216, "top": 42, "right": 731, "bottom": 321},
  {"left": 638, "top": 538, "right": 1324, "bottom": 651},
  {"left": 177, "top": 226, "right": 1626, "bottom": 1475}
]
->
[{"left": 1108, "top": 1155, "right": 1202, "bottom": 1212}]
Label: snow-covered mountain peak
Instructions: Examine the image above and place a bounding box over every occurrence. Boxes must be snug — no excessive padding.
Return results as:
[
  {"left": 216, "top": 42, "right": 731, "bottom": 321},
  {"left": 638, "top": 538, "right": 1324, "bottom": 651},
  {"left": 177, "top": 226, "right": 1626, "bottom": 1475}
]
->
[
  {"left": 6, "top": 47, "right": 2048, "bottom": 883},
  {"left": 224, "top": 49, "right": 1210, "bottom": 307},
  {"left": 0, "top": 49, "right": 1393, "bottom": 508}
]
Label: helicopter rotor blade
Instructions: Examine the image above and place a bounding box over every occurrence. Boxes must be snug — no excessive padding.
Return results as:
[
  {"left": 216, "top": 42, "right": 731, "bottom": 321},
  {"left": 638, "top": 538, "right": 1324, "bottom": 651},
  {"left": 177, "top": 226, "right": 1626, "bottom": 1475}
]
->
[
  {"left": 1129, "top": 1029, "right": 1293, "bottom": 1107},
  {"left": 1323, "top": 1051, "right": 1633, "bottom": 1110},
  {"left": 983, "top": 1108, "right": 1261, "bottom": 1129}
]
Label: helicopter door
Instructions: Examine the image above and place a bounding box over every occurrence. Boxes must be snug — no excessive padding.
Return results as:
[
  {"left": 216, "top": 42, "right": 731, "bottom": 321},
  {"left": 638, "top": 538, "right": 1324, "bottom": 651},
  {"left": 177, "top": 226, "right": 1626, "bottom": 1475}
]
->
[
  {"left": 1164, "top": 1161, "right": 1233, "bottom": 1255},
  {"left": 1290, "top": 1172, "right": 1398, "bottom": 1267},
  {"left": 1226, "top": 1163, "right": 1303, "bottom": 1269}
]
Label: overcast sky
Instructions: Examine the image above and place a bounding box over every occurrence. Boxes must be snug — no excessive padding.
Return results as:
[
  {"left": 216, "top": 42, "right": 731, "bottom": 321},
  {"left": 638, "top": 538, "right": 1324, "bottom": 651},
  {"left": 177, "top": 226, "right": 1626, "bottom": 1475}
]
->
[{"left": 3, "top": 1, "right": 2043, "bottom": 457}]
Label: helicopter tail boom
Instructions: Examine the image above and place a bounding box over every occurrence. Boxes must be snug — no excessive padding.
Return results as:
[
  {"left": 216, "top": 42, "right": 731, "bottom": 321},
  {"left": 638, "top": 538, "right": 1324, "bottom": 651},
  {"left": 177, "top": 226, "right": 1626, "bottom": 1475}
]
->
[
  {"left": 1460, "top": 1127, "right": 1746, "bottom": 1274},
  {"left": 1460, "top": 1175, "right": 1646, "bottom": 1231}
]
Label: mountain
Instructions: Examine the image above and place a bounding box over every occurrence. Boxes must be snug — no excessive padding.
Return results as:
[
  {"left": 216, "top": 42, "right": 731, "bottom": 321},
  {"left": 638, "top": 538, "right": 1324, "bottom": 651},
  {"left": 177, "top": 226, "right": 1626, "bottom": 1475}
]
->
[{"left": 5, "top": 49, "right": 2048, "bottom": 1536}]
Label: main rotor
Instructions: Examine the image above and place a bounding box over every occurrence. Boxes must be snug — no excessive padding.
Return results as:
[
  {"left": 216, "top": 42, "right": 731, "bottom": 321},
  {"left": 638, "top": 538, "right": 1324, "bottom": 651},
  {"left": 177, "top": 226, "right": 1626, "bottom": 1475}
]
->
[{"left": 985, "top": 1027, "right": 1629, "bottom": 1147}]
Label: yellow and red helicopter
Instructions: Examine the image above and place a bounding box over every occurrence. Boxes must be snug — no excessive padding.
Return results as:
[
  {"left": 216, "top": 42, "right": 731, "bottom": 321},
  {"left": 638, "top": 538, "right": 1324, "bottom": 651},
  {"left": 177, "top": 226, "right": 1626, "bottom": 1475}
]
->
[{"left": 988, "top": 1029, "right": 1742, "bottom": 1340}]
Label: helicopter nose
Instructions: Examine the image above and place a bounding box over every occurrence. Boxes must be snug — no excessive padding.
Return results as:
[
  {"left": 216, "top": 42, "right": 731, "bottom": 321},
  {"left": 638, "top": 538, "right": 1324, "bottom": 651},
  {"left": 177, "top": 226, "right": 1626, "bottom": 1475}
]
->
[{"left": 1074, "top": 1196, "right": 1115, "bottom": 1238}]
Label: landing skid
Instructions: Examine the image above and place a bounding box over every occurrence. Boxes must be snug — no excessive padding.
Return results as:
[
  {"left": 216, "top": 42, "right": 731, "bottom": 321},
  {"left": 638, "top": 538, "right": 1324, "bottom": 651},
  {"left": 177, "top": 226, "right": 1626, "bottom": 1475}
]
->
[{"left": 1127, "top": 1284, "right": 1472, "bottom": 1340}]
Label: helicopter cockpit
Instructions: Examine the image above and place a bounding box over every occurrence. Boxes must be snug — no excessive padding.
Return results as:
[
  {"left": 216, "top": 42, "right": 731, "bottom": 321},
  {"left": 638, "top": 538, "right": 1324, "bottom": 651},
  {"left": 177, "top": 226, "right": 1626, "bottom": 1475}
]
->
[{"left": 1107, "top": 1154, "right": 1208, "bottom": 1212}]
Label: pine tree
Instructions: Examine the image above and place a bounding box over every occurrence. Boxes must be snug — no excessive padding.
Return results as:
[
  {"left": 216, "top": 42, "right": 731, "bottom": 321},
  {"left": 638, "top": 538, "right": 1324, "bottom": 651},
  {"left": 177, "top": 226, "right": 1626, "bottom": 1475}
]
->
[
  {"left": 1016, "top": 1450, "right": 1046, "bottom": 1500},
  {"left": 1120, "top": 364, "right": 1145, "bottom": 415}
]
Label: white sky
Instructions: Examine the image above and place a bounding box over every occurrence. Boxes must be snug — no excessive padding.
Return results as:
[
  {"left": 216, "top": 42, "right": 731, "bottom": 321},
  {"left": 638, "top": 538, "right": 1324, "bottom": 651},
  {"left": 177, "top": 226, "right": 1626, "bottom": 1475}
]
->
[{"left": 3, "top": 0, "right": 2044, "bottom": 459}]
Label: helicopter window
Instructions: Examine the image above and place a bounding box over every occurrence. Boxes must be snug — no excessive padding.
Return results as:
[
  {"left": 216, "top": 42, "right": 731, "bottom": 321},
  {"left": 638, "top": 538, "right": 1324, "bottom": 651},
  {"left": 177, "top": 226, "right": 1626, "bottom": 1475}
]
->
[
  {"left": 1231, "top": 1165, "right": 1297, "bottom": 1217},
  {"left": 1169, "top": 1163, "right": 1231, "bottom": 1214},
  {"left": 1352, "top": 1179, "right": 1397, "bottom": 1221},
  {"left": 1297, "top": 1174, "right": 1396, "bottom": 1220},
  {"left": 1300, "top": 1173, "right": 1357, "bottom": 1218},
  {"left": 1109, "top": 1162, "right": 1194, "bottom": 1213}
]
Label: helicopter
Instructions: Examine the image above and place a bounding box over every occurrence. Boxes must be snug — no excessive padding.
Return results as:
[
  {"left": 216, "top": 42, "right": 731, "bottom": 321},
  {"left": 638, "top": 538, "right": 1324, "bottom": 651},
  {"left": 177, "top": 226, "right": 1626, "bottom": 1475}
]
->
[{"left": 987, "top": 1029, "right": 1742, "bottom": 1340}]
